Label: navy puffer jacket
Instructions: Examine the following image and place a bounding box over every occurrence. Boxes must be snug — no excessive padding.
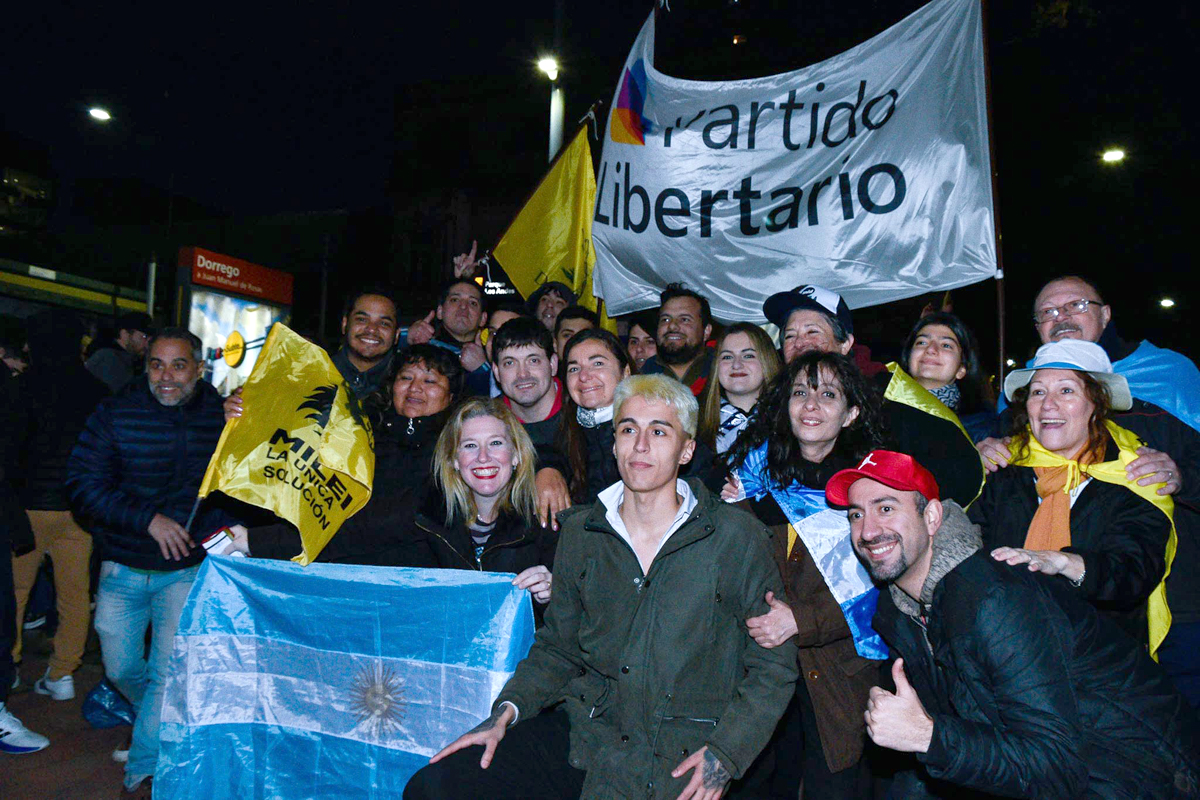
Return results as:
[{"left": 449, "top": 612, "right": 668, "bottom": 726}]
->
[{"left": 67, "top": 379, "right": 230, "bottom": 570}]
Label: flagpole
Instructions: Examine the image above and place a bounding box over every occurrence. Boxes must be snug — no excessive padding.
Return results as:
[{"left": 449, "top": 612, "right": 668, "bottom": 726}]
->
[
  {"left": 489, "top": 102, "right": 605, "bottom": 282},
  {"left": 980, "top": 0, "right": 1007, "bottom": 387}
]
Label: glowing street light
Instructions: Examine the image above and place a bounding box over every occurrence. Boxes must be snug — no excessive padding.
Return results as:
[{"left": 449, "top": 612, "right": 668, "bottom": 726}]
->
[
  {"left": 1101, "top": 148, "right": 1125, "bottom": 164},
  {"left": 1161, "top": 298, "right": 1176, "bottom": 309},
  {"left": 1005, "top": 358, "right": 1016, "bottom": 368},
  {"left": 88, "top": 107, "right": 112, "bottom": 122},
  {"left": 537, "top": 57, "right": 559, "bottom": 82}
]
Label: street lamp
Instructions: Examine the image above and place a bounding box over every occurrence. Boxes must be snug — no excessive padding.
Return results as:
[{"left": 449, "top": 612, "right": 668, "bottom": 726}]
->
[
  {"left": 538, "top": 56, "right": 564, "bottom": 162},
  {"left": 1161, "top": 298, "right": 1176, "bottom": 309},
  {"left": 88, "top": 107, "right": 112, "bottom": 122},
  {"left": 1101, "top": 148, "right": 1125, "bottom": 164}
]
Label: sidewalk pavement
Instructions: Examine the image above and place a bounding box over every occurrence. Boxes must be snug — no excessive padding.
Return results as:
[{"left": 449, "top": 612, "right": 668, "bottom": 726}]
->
[{"left": 2, "top": 630, "right": 127, "bottom": 799}]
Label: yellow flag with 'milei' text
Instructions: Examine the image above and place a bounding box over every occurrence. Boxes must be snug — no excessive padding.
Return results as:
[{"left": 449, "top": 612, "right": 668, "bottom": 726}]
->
[
  {"left": 492, "top": 126, "right": 616, "bottom": 332},
  {"left": 198, "top": 323, "right": 374, "bottom": 565}
]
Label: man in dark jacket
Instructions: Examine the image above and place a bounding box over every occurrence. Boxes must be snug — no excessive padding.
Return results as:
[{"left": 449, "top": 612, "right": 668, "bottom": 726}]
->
[
  {"left": 11, "top": 310, "right": 108, "bottom": 702},
  {"left": 402, "top": 278, "right": 492, "bottom": 396},
  {"left": 828, "top": 450, "right": 1200, "bottom": 798},
  {"left": 332, "top": 286, "right": 401, "bottom": 398},
  {"left": 405, "top": 374, "right": 798, "bottom": 799},
  {"left": 84, "top": 311, "right": 153, "bottom": 393},
  {"left": 66, "top": 328, "right": 231, "bottom": 794}
]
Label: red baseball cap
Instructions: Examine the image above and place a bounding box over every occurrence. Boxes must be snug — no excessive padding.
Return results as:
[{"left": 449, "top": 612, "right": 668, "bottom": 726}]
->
[{"left": 825, "top": 450, "right": 940, "bottom": 506}]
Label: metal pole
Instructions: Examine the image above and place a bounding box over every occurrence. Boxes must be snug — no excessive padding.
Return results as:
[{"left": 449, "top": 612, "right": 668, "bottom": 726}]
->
[
  {"left": 147, "top": 254, "right": 157, "bottom": 317},
  {"left": 980, "top": 0, "right": 1007, "bottom": 386},
  {"left": 549, "top": 85, "right": 565, "bottom": 162}
]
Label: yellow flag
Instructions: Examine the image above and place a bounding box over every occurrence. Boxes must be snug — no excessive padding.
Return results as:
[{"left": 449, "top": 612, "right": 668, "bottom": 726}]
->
[
  {"left": 492, "top": 126, "right": 616, "bottom": 332},
  {"left": 198, "top": 323, "right": 374, "bottom": 565}
]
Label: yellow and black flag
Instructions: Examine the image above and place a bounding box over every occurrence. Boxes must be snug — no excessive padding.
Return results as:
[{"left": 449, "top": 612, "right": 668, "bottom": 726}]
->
[
  {"left": 198, "top": 323, "right": 374, "bottom": 565},
  {"left": 492, "top": 125, "right": 617, "bottom": 332}
]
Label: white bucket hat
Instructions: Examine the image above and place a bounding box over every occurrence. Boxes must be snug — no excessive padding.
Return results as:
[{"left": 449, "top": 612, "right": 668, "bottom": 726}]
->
[{"left": 1003, "top": 339, "right": 1132, "bottom": 410}]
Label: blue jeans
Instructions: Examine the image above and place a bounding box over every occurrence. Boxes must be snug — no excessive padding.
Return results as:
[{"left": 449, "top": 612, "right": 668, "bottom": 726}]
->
[{"left": 94, "top": 561, "right": 199, "bottom": 786}]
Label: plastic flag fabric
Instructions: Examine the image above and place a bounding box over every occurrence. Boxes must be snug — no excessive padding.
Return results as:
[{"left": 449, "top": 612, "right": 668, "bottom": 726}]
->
[
  {"left": 198, "top": 322, "right": 374, "bottom": 565},
  {"left": 154, "top": 556, "right": 535, "bottom": 798}
]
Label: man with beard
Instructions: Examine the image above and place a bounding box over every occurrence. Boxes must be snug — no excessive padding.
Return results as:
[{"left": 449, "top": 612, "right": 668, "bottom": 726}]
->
[
  {"left": 67, "top": 329, "right": 234, "bottom": 797},
  {"left": 828, "top": 450, "right": 1200, "bottom": 798},
  {"left": 333, "top": 286, "right": 401, "bottom": 398},
  {"left": 405, "top": 278, "right": 491, "bottom": 396},
  {"left": 85, "top": 311, "right": 154, "bottom": 393},
  {"left": 640, "top": 283, "right": 714, "bottom": 397}
]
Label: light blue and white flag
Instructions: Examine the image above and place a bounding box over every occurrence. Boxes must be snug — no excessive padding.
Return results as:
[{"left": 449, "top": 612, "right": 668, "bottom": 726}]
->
[
  {"left": 155, "top": 556, "right": 535, "bottom": 798},
  {"left": 735, "top": 443, "right": 888, "bottom": 660}
]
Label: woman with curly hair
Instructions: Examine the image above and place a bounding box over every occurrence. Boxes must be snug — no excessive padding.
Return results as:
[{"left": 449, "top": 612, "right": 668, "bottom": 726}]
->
[{"left": 723, "top": 351, "right": 887, "bottom": 798}]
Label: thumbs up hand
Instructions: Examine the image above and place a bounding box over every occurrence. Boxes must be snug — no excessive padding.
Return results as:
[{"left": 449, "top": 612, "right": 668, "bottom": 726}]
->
[
  {"left": 408, "top": 310, "right": 437, "bottom": 345},
  {"left": 865, "top": 658, "right": 934, "bottom": 753},
  {"left": 745, "top": 591, "right": 799, "bottom": 649}
]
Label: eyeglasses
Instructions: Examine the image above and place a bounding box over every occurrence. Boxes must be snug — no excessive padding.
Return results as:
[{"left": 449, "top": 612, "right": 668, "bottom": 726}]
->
[{"left": 1032, "top": 299, "right": 1102, "bottom": 325}]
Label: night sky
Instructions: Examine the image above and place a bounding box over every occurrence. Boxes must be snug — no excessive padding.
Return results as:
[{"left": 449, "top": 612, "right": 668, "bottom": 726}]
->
[{"left": 2, "top": 1, "right": 1194, "bottom": 366}]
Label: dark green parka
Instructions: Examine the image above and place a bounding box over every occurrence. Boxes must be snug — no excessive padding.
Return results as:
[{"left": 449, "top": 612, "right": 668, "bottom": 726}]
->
[{"left": 495, "top": 479, "right": 799, "bottom": 798}]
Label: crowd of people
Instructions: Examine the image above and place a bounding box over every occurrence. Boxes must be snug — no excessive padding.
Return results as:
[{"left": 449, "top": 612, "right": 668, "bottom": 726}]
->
[{"left": 1, "top": 269, "right": 1199, "bottom": 798}]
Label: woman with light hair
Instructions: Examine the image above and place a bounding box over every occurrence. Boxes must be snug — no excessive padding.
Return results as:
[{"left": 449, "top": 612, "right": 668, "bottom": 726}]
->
[
  {"left": 415, "top": 397, "right": 557, "bottom": 613},
  {"left": 696, "top": 323, "right": 782, "bottom": 454}
]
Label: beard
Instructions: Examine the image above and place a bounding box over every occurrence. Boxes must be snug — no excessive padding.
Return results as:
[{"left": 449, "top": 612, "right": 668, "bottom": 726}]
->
[
  {"left": 858, "top": 537, "right": 910, "bottom": 583},
  {"left": 150, "top": 376, "right": 200, "bottom": 407},
  {"left": 657, "top": 338, "right": 703, "bottom": 366}
]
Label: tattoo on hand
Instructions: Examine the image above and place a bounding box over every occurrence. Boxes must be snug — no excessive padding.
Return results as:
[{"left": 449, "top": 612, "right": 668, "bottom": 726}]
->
[
  {"left": 701, "top": 750, "right": 731, "bottom": 789},
  {"left": 466, "top": 708, "right": 503, "bottom": 735}
]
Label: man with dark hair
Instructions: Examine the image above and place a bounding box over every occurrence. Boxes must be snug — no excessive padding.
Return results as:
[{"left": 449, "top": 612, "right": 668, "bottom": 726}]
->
[
  {"left": 405, "top": 374, "right": 797, "bottom": 799},
  {"left": 491, "top": 317, "right": 571, "bottom": 529},
  {"left": 334, "top": 285, "right": 400, "bottom": 398},
  {"left": 552, "top": 305, "right": 598, "bottom": 361},
  {"left": 527, "top": 281, "right": 576, "bottom": 331},
  {"left": 85, "top": 311, "right": 154, "bottom": 393},
  {"left": 829, "top": 450, "right": 1200, "bottom": 798},
  {"left": 67, "top": 327, "right": 234, "bottom": 794},
  {"left": 641, "top": 282, "right": 714, "bottom": 396},
  {"left": 405, "top": 278, "right": 491, "bottom": 396},
  {"left": 979, "top": 274, "right": 1200, "bottom": 708}
]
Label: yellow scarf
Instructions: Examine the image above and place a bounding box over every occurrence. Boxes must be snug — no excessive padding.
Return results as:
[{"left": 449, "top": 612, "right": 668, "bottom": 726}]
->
[
  {"left": 1010, "top": 419, "right": 1177, "bottom": 659},
  {"left": 883, "top": 363, "right": 985, "bottom": 508}
]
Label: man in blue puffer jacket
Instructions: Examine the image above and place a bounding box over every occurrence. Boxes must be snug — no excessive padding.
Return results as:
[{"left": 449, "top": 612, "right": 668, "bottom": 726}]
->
[{"left": 67, "top": 327, "right": 231, "bottom": 797}]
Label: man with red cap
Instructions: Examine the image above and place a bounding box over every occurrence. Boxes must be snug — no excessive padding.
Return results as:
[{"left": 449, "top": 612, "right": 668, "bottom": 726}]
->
[{"left": 827, "top": 450, "right": 1199, "bottom": 797}]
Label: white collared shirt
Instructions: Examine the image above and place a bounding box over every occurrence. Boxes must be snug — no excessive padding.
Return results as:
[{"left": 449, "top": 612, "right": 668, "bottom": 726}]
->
[{"left": 598, "top": 478, "right": 698, "bottom": 569}]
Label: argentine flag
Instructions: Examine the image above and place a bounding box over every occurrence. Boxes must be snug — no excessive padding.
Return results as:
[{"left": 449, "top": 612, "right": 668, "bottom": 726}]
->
[{"left": 155, "top": 557, "right": 534, "bottom": 798}]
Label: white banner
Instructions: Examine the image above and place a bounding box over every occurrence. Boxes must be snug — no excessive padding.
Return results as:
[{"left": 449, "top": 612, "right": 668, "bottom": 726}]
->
[{"left": 592, "top": 0, "right": 996, "bottom": 322}]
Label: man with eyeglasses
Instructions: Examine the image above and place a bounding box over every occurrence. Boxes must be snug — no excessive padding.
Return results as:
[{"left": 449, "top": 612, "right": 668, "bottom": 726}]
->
[{"left": 980, "top": 274, "right": 1200, "bottom": 710}]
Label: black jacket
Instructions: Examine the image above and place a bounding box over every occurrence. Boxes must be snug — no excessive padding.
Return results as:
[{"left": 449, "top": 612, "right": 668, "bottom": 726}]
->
[
  {"left": 374, "top": 407, "right": 446, "bottom": 496},
  {"left": 880, "top": 394, "right": 983, "bottom": 506},
  {"left": 412, "top": 488, "right": 556, "bottom": 576},
  {"left": 875, "top": 508, "right": 1199, "bottom": 798},
  {"left": 18, "top": 311, "right": 110, "bottom": 510},
  {"left": 1111, "top": 399, "right": 1200, "bottom": 623},
  {"left": 969, "top": 439, "right": 1170, "bottom": 643},
  {"left": 66, "top": 380, "right": 233, "bottom": 570},
  {"left": 0, "top": 368, "right": 34, "bottom": 555}
]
